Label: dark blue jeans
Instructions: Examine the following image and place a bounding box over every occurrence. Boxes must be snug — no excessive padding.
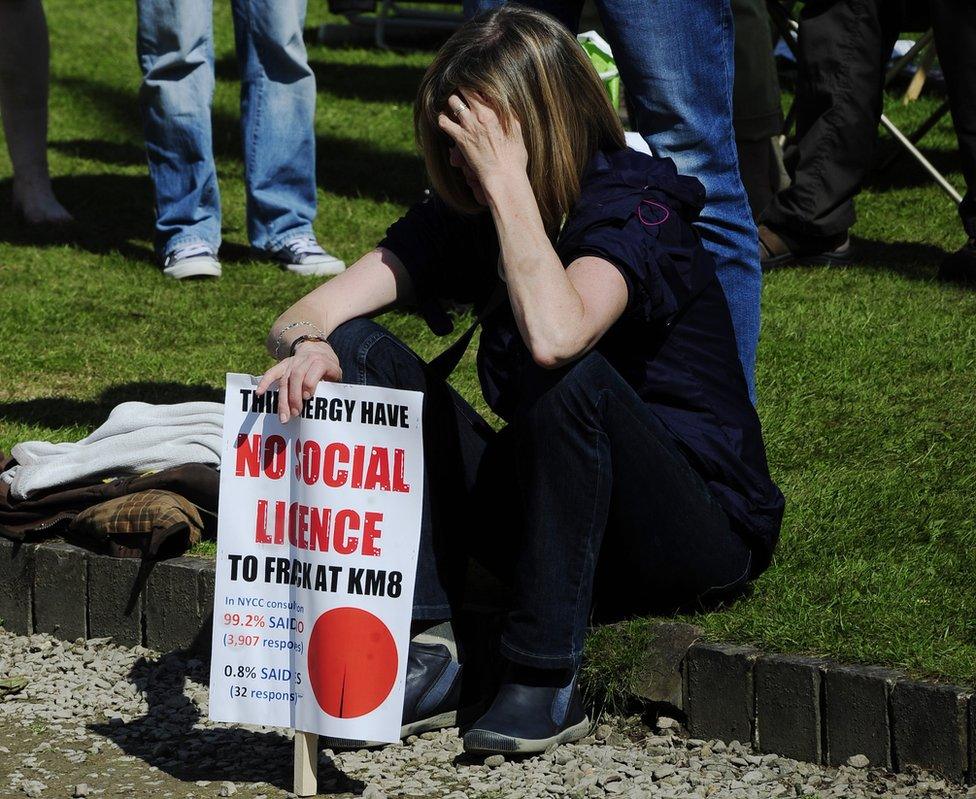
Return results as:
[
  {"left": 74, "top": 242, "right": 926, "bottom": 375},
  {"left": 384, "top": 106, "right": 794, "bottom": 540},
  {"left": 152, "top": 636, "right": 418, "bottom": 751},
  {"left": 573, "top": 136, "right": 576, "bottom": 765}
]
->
[{"left": 328, "top": 319, "right": 754, "bottom": 670}]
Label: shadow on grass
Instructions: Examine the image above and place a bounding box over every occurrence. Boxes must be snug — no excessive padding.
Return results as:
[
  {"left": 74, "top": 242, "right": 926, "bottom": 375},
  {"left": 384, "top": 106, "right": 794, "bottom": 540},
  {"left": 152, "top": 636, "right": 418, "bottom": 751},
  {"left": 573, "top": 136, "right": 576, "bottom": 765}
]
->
[
  {"left": 311, "top": 21, "right": 454, "bottom": 52},
  {"left": 317, "top": 134, "right": 426, "bottom": 205},
  {"left": 88, "top": 625, "right": 364, "bottom": 794},
  {"left": 309, "top": 60, "right": 426, "bottom": 104},
  {"left": 214, "top": 57, "right": 424, "bottom": 105},
  {"left": 214, "top": 56, "right": 427, "bottom": 104},
  {"left": 49, "top": 138, "right": 147, "bottom": 167},
  {"left": 764, "top": 237, "right": 951, "bottom": 282},
  {"left": 0, "top": 174, "right": 278, "bottom": 266},
  {"left": 853, "top": 237, "right": 951, "bottom": 280},
  {"left": 0, "top": 172, "right": 156, "bottom": 262},
  {"left": 49, "top": 75, "right": 426, "bottom": 206},
  {"left": 868, "top": 144, "right": 966, "bottom": 194},
  {"left": 0, "top": 383, "right": 224, "bottom": 435}
]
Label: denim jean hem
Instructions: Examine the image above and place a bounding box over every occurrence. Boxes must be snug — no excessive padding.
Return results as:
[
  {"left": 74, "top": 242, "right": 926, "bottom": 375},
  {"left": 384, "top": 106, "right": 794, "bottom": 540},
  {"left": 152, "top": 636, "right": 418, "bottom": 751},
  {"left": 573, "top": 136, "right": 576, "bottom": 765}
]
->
[
  {"left": 412, "top": 603, "right": 453, "bottom": 620},
  {"left": 264, "top": 227, "right": 317, "bottom": 254},
  {"left": 160, "top": 234, "right": 220, "bottom": 260},
  {"left": 498, "top": 637, "right": 578, "bottom": 671}
]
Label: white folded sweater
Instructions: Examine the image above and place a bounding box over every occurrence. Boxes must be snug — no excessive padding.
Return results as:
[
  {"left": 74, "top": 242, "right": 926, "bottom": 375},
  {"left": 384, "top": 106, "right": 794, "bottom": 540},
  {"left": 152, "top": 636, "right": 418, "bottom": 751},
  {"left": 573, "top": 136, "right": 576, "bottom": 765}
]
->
[{"left": 1, "top": 401, "right": 224, "bottom": 500}]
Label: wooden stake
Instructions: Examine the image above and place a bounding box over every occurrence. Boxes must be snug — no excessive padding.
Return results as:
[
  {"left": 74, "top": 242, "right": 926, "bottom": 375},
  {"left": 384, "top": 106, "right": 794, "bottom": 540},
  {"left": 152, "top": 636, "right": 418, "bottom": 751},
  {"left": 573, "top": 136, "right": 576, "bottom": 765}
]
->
[{"left": 293, "top": 730, "right": 318, "bottom": 797}]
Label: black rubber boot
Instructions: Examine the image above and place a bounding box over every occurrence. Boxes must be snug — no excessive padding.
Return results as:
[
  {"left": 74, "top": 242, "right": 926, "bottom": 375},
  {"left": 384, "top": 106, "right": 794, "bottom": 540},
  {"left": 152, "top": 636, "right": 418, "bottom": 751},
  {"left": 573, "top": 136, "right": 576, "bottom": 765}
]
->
[
  {"left": 322, "top": 634, "right": 465, "bottom": 749},
  {"left": 462, "top": 667, "right": 590, "bottom": 755}
]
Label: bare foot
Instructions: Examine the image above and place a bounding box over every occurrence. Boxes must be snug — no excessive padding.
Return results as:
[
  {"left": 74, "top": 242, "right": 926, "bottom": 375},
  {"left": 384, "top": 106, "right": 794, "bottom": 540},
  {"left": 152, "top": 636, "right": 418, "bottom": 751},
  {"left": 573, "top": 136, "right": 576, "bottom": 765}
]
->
[{"left": 12, "top": 174, "right": 74, "bottom": 227}]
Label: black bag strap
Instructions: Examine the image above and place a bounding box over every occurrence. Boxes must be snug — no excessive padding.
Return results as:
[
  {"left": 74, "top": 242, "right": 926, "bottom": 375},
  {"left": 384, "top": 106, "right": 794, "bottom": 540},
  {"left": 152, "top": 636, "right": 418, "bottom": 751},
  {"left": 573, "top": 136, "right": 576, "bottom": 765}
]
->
[{"left": 426, "top": 282, "right": 506, "bottom": 381}]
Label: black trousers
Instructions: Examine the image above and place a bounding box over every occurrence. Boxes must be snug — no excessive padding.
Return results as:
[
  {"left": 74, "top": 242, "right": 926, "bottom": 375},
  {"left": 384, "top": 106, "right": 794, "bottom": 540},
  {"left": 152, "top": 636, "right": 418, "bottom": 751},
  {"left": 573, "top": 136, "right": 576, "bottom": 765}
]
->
[
  {"left": 931, "top": 1, "right": 976, "bottom": 239},
  {"left": 761, "top": 0, "right": 976, "bottom": 243},
  {"left": 733, "top": 0, "right": 786, "bottom": 218},
  {"left": 326, "top": 318, "right": 754, "bottom": 670}
]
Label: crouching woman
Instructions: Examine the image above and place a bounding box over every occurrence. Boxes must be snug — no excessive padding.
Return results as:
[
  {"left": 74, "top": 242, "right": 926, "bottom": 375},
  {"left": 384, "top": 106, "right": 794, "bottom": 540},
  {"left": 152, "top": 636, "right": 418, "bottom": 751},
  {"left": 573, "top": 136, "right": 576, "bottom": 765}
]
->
[{"left": 257, "top": 6, "right": 784, "bottom": 756}]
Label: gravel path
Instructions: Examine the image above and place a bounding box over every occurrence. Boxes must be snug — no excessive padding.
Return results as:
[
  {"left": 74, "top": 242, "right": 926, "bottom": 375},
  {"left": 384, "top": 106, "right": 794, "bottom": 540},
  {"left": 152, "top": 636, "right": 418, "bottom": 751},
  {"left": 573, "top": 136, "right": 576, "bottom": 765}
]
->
[{"left": 1, "top": 630, "right": 973, "bottom": 799}]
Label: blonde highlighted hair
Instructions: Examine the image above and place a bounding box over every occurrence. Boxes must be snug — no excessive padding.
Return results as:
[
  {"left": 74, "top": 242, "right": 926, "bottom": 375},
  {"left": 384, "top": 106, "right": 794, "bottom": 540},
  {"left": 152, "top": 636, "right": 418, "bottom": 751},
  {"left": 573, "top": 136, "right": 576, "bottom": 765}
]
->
[{"left": 415, "top": 6, "right": 626, "bottom": 235}]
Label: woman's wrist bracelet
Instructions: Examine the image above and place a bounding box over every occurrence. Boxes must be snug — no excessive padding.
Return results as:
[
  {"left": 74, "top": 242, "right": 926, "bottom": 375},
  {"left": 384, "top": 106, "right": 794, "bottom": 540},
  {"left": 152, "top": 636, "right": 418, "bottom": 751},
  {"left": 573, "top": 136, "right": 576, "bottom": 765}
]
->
[
  {"left": 289, "top": 335, "right": 327, "bottom": 358},
  {"left": 272, "top": 320, "right": 326, "bottom": 359}
]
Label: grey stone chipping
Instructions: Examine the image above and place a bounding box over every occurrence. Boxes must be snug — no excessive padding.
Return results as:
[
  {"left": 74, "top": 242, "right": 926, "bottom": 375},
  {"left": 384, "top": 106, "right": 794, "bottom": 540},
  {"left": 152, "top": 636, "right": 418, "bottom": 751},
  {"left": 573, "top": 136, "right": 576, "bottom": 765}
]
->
[{"left": 0, "top": 628, "right": 971, "bottom": 799}]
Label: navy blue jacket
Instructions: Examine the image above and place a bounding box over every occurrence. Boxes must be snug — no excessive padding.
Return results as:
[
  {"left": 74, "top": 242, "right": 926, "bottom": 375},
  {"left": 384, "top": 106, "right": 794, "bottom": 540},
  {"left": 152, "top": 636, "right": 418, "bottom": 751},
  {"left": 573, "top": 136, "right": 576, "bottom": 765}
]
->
[{"left": 380, "top": 147, "right": 784, "bottom": 568}]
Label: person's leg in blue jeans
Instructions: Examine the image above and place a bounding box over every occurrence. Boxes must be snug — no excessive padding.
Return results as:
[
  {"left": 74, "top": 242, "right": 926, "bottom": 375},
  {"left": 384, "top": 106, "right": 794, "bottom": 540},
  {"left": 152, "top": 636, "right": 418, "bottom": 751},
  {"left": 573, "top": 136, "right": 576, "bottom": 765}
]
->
[
  {"left": 497, "top": 351, "right": 753, "bottom": 669},
  {"left": 323, "top": 319, "right": 755, "bottom": 751},
  {"left": 596, "top": 0, "right": 760, "bottom": 400},
  {"left": 137, "top": 0, "right": 221, "bottom": 258},
  {"left": 329, "top": 320, "right": 753, "bottom": 649},
  {"left": 323, "top": 318, "right": 521, "bottom": 741},
  {"left": 325, "top": 318, "right": 501, "bottom": 620},
  {"left": 463, "top": 350, "right": 753, "bottom": 752},
  {"left": 231, "top": 0, "right": 319, "bottom": 253},
  {"left": 461, "top": 0, "right": 761, "bottom": 400}
]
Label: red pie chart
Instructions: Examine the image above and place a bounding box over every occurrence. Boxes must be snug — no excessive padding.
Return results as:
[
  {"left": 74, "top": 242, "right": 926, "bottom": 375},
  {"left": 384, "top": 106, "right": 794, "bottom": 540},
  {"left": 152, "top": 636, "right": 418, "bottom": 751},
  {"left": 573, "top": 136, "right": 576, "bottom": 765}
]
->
[{"left": 306, "top": 607, "right": 398, "bottom": 718}]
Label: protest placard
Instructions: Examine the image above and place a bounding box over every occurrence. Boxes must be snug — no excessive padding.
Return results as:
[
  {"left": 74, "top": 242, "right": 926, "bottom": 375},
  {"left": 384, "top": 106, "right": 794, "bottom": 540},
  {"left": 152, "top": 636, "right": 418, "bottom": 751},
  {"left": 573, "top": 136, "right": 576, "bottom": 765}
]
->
[{"left": 209, "top": 373, "right": 424, "bottom": 745}]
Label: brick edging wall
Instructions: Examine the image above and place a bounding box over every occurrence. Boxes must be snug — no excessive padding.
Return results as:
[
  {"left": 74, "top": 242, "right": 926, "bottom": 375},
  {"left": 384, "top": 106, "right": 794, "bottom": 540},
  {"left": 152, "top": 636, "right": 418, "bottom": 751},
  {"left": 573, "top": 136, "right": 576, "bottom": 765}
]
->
[
  {"left": 0, "top": 538, "right": 213, "bottom": 654},
  {"left": 683, "top": 643, "right": 972, "bottom": 783},
  {"left": 3, "top": 538, "right": 974, "bottom": 784}
]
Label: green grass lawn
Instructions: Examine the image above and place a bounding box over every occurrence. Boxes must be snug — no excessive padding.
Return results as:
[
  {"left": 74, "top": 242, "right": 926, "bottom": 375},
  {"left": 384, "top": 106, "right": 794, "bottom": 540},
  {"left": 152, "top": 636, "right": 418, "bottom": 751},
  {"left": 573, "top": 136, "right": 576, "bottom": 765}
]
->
[{"left": 2, "top": 1, "right": 975, "bottom": 700}]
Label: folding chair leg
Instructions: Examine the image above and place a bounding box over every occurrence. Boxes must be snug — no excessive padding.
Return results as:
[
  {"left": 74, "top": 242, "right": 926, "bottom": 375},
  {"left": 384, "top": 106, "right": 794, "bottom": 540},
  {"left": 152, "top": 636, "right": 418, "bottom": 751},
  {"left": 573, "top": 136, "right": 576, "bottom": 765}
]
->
[
  {"left": 375, "top": 0, "right": 392, "bottom": 49},
  {"left": 884, "top": 30, "right": 935, "bottom": 89},
  {"left": 879, "top": 113, "right": 963, "bottom": 203},
  {"left": 878, "top": 100, "right": 951, "bottom": 171}
]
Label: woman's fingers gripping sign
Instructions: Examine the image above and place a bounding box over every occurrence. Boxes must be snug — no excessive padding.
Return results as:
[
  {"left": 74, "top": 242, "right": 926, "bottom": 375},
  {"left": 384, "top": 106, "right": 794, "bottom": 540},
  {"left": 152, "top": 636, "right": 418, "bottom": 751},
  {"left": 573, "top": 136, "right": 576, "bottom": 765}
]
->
[{"left": 255, "top": 341, "right": 343, "bottom": 424}]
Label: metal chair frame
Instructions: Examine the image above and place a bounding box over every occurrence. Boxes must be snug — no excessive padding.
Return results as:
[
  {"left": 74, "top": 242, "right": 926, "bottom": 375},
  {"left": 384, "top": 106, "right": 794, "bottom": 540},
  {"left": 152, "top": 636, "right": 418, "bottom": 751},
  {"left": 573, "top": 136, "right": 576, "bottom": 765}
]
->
[{"left": 340, "top": 0, "right": 462, "bottom": 49}]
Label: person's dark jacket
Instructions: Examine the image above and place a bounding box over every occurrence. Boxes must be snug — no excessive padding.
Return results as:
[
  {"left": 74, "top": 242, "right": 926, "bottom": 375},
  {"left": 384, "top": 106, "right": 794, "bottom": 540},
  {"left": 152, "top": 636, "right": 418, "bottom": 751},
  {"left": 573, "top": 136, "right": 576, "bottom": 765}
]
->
[{"left": 380, "top": 147, "right": 785, "bottom": 570}]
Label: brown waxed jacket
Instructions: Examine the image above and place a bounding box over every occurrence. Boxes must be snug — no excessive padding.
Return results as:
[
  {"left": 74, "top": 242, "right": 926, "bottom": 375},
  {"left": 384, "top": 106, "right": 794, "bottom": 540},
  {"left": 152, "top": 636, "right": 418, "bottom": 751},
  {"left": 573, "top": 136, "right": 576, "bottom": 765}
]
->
[{"left": 0, "top": 458, "right": 218, "bottom": 556}]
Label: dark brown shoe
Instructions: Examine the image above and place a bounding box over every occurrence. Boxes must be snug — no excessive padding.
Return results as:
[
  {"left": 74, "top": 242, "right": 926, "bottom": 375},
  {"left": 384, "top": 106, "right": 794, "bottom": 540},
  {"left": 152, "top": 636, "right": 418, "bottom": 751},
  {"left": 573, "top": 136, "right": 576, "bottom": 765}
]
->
[{"left": 759, "top": 224, "right": 854, "bottom": 270}]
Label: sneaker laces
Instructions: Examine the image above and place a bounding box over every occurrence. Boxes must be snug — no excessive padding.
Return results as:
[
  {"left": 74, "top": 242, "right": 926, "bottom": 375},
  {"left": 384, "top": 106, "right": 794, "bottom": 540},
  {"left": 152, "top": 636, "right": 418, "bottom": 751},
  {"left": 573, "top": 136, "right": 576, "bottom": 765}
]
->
[
  {"left": 168, "top": 242, "right": 215, "bottom": 262},
  {"left": 282, "top": 236, "right": 327, "bottom": 258}
]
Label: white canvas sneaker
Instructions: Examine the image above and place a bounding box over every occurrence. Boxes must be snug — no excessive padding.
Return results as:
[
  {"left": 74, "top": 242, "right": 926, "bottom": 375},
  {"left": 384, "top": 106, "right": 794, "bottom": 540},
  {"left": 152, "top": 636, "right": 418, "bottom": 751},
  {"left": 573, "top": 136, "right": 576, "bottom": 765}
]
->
[
  {"left": 273, "top": 235, "right": 346, "bottom": 276},
  {"left": 161, "top": 243, "right": 222, "bottom": 279}
]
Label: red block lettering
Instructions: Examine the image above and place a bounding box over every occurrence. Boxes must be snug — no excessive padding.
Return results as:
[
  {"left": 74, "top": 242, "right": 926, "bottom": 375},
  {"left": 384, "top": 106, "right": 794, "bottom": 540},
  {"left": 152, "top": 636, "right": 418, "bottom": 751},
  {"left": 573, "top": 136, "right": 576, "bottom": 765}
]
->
[
  {"left": 351, "top": 445, "right": 366, "bottom": 489},
  {"left": 393, "top": 448, "right": 410, "bottom": 493},
  {"left": 309, "top": 506, "right": 331, "bottom": 551},
  {"left": 263, "top": 435, "right": 287, "bottom": 479},
  {"left": 364, "top": 447, "right": 391, "bottom": 491},
  {"left": 235, "top": 434, "right": 261, "bottom": 477},
  {"left": 324, "top": 443, "right": 349, "bottom": 487},
  {"left": 288, "top": 502, "right": 310, "bottom": 549},
  {"left": 333, "top": 509, "right": 360, "bottom": 555},
  {"left": 362, "top": 511, "right": 383, "bottom": 556},
  {"left": 254, "top": 498, "right": 272, "bottom": 544},
  {"left": 302, "top": 439, "right": 322, "bottom": 485}
]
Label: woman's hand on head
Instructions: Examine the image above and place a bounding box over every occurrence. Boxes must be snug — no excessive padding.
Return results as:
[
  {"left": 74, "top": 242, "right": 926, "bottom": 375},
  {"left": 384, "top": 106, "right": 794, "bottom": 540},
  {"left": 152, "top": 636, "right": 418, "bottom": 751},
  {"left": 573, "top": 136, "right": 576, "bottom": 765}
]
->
[
  {"left": 438, "top": 90, "right": 528, "bottom": 190},
  {"left": 255, "top": 340, "right": 343, "bottom": 424}
]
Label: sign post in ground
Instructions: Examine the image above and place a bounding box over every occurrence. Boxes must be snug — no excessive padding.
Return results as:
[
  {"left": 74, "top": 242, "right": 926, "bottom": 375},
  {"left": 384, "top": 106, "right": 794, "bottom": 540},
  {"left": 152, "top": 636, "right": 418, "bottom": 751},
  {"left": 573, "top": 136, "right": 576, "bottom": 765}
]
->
[{"left": 294, "top": 731, "right": 318, "bottom": 796}]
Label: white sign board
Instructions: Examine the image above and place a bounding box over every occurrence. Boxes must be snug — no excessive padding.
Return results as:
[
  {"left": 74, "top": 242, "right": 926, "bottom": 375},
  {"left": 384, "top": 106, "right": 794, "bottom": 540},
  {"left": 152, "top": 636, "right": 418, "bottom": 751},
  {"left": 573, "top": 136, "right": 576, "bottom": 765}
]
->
[{"left": 209, "top": 373, "right": 424, "bottom": 743}]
